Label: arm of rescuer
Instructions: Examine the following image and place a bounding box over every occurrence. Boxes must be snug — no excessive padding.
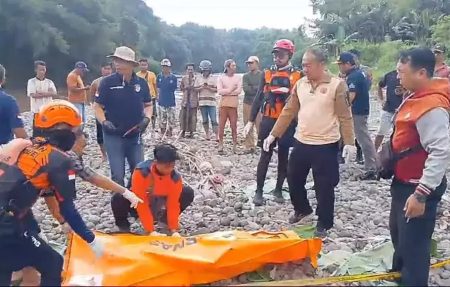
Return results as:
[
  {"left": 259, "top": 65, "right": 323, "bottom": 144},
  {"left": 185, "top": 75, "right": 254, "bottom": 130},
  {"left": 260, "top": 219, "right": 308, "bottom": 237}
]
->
[
  {"left": 414, "top": 107, "right": 450, "bottom": 197},
  {"left": 270, "top": 83, "right": 301, "bottom": 138},
  {"left": 335, "top": 80, "right": 355, "bottom": 146},
  {"left": 249, "top": 72, "right": 266, "bottom": 122},
  {"left": 48, "top": 151, "right": 95, "bottom": 243},
  {"left": 131, "top": 168, "right": 155, "bottom": 233}
]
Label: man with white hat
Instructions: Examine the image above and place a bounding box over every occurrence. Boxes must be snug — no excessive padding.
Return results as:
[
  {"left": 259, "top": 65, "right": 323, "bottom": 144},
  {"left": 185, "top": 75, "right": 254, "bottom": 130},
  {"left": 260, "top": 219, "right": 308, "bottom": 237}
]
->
[
  {"left": 243, "top": 56, "right": 262, "bottom": 152},
  {"left": 157, "top": 58, "right": 178, "bottom": 137},
  {"left": 94, "top": 46, "right": 153, "bottom": 189}
]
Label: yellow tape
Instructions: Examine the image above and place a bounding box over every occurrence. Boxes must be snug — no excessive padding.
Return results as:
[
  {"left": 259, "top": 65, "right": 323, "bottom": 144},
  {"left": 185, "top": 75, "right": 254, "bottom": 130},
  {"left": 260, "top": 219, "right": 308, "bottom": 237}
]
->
[{"left": 242, "top": 258, "right": 450, "bottom": 286}]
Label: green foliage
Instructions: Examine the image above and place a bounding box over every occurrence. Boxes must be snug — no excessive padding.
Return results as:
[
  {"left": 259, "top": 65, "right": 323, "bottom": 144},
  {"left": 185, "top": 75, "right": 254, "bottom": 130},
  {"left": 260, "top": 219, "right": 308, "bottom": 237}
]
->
[
  {"left": 432, "top": 15, "right": 450, "bottom": 49},
  {"left": 341, "top": 41, "right": 414, "bottom": 80}
]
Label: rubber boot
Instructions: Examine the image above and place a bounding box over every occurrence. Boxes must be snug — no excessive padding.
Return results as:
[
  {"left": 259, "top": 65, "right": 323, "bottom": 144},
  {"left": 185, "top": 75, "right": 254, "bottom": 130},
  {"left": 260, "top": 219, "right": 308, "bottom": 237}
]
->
[
  {"left": 272, "top": 188, "right": 285, "bottom": 204},
  {"left": 253, "top": 189, "right": 264, "bottom": 206}
]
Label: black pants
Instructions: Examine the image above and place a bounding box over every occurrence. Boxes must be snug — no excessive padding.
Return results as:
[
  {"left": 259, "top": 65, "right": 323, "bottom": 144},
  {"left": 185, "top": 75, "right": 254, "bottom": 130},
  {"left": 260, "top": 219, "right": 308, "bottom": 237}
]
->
[
  {"left": 111, "top": 185, "right": 195, "bottom": 230},
  {"left": 389, "top": 178, "right": 446, "bottom": 286},
  {"left": 256, "top": 147, "right": 289, "bottom": 191},
  {"left": 0, "top": 232, "right": 63, "bottom": 286},
  {"left": 287, "top": 140, "right": 339, "bottom": 229},
  {"left": 96, "top": 120, "right": 104, "bottom": 145}
]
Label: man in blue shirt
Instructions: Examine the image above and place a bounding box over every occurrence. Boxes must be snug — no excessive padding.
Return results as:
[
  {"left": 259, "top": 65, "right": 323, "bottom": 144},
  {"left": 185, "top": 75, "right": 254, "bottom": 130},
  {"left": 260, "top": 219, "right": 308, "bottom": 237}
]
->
[
  {"left": 337, "top": 52, "right": 378, "bottom": 180},
  {"left": 157, "top": 59, "right": 178, "bottom": 137},
  {"left": 94, "top": 47, "right": 152, "bottom": 187},
  {"left": 0, "top": 64, "right": 27, "bottom": 144}
]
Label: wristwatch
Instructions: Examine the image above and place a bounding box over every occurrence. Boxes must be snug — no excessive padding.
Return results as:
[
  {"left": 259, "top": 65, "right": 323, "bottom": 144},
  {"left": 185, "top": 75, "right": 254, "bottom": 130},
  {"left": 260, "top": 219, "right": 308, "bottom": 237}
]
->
[{"left": 413, "top": 192, "right": 427, "bottom": 203}]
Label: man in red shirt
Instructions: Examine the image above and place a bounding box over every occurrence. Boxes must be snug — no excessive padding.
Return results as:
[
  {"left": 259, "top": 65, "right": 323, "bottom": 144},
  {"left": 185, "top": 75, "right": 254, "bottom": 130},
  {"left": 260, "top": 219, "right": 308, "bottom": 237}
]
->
[{"left": 111, "top": 144, "right": 194, "bottom": 235}]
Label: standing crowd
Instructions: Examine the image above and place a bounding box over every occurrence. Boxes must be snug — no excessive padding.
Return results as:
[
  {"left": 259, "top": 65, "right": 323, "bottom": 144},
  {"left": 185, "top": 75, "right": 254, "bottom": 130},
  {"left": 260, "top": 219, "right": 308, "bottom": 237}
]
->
[{"left": 0, "top": 41, "right": 449, "bottom": 286}]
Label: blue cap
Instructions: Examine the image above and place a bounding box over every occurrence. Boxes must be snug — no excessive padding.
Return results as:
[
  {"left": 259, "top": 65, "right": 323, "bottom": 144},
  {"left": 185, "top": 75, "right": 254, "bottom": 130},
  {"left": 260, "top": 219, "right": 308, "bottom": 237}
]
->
[
  {"left": 74, "top": 61, "right": 89, "bottom": 72},
  {"left": 335, "top": 52, "right": 355, "bottom": 65}
]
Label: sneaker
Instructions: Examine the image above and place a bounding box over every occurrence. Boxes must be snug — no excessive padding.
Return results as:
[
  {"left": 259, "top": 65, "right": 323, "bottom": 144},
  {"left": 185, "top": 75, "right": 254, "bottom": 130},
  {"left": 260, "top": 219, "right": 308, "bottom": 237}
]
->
[
  {"left": 272, "top": 189, "right": 285, "bottom": 204},
  {"left": 314, "top": 226, "right": 328, "bottom": 238},
  {"left": 253, "top": 190, "right": 264, "bottom": 206},
  {"left": 288, "top": 211, "right": 313, "bottom": 224},
  {"left": 360, "top": 170, "right": 378, "bottom": 180}
]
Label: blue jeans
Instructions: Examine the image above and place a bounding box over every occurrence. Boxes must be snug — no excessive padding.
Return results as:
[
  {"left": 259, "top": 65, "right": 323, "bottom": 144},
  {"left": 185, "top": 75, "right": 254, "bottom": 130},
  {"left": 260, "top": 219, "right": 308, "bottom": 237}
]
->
[
  {"left": 73, "top": 103, "right": 86, "bottom": 123},
  {"left": 103, "top": 132, "right": 144, "bottom": 187},
  {"left": 200, "top": 106, "right": 218, "bottom": 127}
]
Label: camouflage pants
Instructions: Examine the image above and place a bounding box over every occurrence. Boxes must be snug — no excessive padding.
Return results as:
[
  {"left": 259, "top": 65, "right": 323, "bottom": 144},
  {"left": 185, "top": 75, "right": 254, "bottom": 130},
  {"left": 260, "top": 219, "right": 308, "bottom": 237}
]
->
[{"left": 158, "top": 106, "right": 176, "bottom": 131}]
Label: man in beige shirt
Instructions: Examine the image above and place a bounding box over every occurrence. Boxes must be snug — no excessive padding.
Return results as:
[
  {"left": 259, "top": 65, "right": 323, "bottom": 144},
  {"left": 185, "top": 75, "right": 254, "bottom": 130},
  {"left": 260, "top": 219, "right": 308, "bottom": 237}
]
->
[{"left": 264, "top": 48, "right": 356, "bottom": 237}]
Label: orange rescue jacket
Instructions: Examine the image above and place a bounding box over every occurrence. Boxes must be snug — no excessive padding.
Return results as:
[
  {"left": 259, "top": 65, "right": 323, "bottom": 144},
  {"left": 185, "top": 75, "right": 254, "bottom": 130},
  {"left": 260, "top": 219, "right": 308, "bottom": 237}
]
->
[
  {"left": 132, "top": 160, "right": 183, "bottom": 232},
  {"left": 392, "top": 78, "right": 450, "bottom": 183}
]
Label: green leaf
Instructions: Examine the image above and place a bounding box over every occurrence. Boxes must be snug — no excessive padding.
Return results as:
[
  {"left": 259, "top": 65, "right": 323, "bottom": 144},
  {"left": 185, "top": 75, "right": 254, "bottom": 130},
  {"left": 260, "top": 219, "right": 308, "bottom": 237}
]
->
[
  {"left": 246, "top": 269, "right": 272, "bottom": 282},
  {"left": 431, "top": 238, "right": 442, "bottom": 258},
  {"left": 293, "top": 225, "right": 316, "bottom": 239}
]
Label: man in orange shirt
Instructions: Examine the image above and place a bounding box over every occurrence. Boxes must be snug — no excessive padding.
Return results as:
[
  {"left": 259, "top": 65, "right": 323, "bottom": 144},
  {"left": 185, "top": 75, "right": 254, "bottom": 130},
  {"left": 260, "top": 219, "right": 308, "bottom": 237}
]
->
[
  {"left": 67, "top": 61, "right": 90, "bottom": 123},
  {"left": 111, "top": 144, "right": 194, "bottom": 235}
]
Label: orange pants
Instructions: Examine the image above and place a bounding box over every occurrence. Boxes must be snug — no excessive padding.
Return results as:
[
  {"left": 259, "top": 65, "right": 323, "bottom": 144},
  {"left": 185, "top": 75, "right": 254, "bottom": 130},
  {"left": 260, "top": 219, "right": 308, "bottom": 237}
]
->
[{"left": 218, "top": 107, "right": 238, "bottom": 144}]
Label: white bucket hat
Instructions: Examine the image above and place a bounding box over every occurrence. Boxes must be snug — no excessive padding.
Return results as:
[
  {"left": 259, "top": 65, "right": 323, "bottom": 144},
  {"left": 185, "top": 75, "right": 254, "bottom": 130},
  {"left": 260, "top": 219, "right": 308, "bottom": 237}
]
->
[{"left": 107, "top": 46, "right": 139, "bottom": 66}]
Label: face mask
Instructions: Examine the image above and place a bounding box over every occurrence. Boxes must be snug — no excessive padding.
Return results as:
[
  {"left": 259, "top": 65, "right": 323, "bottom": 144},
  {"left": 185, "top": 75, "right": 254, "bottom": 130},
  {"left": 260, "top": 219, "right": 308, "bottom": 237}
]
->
[{"left": 47, "top": 129, "right": 76, "bottom": 151}]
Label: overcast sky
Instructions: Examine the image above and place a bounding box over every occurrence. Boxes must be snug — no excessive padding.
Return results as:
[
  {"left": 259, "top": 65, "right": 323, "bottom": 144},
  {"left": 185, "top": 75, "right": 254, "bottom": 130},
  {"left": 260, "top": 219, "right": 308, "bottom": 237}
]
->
[{"left": 145, "top": 0, "right": 314, "bottom": 30}]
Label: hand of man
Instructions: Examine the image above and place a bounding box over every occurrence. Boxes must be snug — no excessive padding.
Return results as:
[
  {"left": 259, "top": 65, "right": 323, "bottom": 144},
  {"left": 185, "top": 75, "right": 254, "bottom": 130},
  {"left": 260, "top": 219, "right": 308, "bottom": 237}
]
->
[
  {"left": 342, "top": 145, "right": 357, "bottom": 163},
  {"left": 404, "top": 193, "right": 426, "bottom": 219},
  {"left": 150, "top": 231, "right": 167, "bottom": 237},
  {"left": 243, "top": 122, "right": 254, "bottom": 137},
  {"left": 88, "top": 237, "right": 104, "bottom": 258},
  {"left": 137, "top": 117, "right": 151, "bottom": 133},
  {"left": 61, "top": 222, "right": 71, "bottom": 234},
  {"left": 263, "top": 135, "right": 276, "bottom": 152},
  {"left": 122, "top": 189, "right": 143, "bottom": 209},
  {"left": 102, "top": 120, "right": 117, "bottom": 133}
]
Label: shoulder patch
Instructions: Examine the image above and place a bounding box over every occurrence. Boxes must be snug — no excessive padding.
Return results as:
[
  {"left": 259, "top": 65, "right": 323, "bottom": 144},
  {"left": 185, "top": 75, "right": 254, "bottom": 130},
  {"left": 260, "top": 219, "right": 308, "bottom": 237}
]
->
[{"left": 348, "top": 83, "right": 356, "bottom": 89}]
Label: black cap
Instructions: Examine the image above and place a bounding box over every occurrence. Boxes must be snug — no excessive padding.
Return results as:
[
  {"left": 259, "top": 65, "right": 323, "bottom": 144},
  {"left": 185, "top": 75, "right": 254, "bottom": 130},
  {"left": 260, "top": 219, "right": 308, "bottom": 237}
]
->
[
  {"left": 74, "top": 61, "right": 89, "bottom": 72},
  {"left": 433, "top": 44, "right": 447, "bottom": 53},
  {"left": 335, "top": 52, "right": 356, "bottom": 65},
  {"left": 154, "top": 144, "right": 180, "bottom": 163}
]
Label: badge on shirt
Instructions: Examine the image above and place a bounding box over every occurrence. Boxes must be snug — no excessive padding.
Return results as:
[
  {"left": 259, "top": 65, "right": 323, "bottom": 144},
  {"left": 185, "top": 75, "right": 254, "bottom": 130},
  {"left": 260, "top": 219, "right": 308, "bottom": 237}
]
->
[
  {"left": 348, "top": 83, "right": 356, "bottom": 89},
  {"left": 135, "top": 84, "right": 141, "bottom": 92},
  {"left": 68, "top": 170, "right": 76, "bottom": 181}
]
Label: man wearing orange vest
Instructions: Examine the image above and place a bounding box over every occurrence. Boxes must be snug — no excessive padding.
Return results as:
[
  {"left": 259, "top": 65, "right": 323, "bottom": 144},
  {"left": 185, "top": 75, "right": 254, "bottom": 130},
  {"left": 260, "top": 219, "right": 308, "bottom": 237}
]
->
[
  {"left": 111, "top": 144, "right": 194, "bottom": 234},
  {"left": 244, "top": 39, "right": 302, "bottom": 206},
  {"left": 390, "top": 48, "right": 450, "bottom": 286}
]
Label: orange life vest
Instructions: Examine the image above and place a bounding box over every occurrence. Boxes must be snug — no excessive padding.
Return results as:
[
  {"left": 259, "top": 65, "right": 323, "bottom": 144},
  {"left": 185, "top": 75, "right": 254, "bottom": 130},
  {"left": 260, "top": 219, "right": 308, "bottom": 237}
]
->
[
  {"left": 262, "top": 66, "right": 302, "bottom": 119},
  {"left": 392, "top": 78, "right": 450, "bottom": 183}
]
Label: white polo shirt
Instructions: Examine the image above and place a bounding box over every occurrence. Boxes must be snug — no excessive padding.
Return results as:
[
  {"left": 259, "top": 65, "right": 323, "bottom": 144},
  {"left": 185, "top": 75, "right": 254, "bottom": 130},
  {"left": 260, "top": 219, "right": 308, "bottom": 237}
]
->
[{"left": 27, "top": 77, "right": 57, "bottom": 113}]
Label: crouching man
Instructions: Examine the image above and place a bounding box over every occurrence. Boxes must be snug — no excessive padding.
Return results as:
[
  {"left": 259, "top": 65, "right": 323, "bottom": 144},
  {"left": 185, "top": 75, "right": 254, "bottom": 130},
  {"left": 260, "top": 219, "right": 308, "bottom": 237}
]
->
[{"left": 111, "top": 144, "right": 194, "bottom": 236}]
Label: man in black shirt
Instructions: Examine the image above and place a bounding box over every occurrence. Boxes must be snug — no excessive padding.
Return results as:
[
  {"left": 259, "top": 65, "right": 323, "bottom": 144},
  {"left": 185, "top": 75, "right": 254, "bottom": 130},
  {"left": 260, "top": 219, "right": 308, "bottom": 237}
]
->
[{"left": 374, "top": 69, "right": 405, "bottom": 151}]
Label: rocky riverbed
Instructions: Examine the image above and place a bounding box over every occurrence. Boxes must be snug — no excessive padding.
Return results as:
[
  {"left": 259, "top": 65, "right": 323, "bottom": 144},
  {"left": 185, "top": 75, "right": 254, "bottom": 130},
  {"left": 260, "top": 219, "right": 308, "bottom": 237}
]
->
[{"left": 24, "top": 101, "right": 450, "bottom": 286}]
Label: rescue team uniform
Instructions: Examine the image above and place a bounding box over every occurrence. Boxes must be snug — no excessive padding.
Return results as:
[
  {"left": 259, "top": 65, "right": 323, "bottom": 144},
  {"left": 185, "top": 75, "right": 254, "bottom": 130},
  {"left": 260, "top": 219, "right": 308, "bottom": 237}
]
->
[
  {"left": 0, "top": 139, "right": 94, "bottom": 286},
  {"left": 390, "top": 78, "right": 450, "bottom": 286},
  {"left": 271, "top": 73, "right": 354, "bottom": 229},
  {"left": 137, "top": 70, "right": 158, "bottom": 128},
  {"left": 111, "top": 160, "right": 194, "bottom": 232},
  {"left": 250, "top": 65, "right": 301, "bottom": 192}
]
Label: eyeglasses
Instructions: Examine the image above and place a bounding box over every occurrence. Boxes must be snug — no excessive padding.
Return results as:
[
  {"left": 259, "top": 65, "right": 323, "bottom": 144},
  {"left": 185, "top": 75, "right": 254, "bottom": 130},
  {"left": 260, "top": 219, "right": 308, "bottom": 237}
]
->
[{"left": 246, "top": 62, "right": 255, "bottom": 64}]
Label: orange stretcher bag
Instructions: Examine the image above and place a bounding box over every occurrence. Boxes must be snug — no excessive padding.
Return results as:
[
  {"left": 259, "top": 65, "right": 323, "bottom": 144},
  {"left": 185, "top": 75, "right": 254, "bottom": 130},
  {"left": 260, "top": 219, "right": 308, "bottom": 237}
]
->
[{"left": 63, "top": 230, "right": 322, "bottom": 286}]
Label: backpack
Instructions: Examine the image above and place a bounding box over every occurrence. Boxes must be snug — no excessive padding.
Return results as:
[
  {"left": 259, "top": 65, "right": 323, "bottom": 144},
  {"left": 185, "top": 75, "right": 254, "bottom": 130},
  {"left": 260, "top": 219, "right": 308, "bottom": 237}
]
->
[{"left": 0, "top": 139, "right": 35, "bottom": 237}]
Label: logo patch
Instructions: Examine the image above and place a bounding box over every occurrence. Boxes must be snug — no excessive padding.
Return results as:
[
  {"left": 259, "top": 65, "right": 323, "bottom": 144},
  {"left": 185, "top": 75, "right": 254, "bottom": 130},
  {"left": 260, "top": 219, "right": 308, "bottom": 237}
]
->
[
  {"left": 68, "top": 170, "right": 76, "bottom": 181},
  {"left": 348, "top": 83, "right": 356, "bottom": 89},
  {"left": 135, "top": 84, "right": 141, "bottom": 92}
]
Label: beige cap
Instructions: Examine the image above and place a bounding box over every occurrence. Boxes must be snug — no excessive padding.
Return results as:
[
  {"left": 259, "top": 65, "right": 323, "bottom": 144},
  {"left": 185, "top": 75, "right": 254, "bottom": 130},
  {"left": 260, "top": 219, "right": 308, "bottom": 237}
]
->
[
  {"left": 107, "top": 46, "right": 139, "bottom": 66},
  {"left": 245, "top": 56, "right": 260, "bottom": 63}
]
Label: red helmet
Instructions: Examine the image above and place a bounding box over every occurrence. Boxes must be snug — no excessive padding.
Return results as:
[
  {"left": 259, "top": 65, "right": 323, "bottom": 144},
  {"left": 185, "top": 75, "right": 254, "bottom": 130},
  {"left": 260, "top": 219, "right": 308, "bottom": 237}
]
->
[{"left": 272, "top": 39, "right": 295, "bottom": 55}]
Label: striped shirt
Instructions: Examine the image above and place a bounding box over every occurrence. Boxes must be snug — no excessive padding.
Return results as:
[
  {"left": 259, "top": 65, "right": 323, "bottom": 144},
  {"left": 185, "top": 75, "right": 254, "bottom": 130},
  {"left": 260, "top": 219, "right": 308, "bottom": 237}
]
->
[{"left": 194, "top": 75, "right": 217, "bottom": 107}]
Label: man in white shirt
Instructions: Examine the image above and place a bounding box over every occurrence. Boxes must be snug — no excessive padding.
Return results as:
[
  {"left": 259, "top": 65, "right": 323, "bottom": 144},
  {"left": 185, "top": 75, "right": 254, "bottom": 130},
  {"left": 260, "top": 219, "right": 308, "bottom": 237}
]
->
[{"left": 27, "top": 60, "right": 57, "bottom": 136}]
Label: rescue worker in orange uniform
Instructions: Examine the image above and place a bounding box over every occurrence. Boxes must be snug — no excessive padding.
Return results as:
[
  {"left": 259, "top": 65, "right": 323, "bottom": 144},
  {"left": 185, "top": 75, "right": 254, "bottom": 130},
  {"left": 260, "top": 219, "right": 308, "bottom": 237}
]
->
[
  {"left": 0, "top": 101, "right": 104, "bottom": 286},
  {"left": 111, "top": 144, "right": 194, "bottom": 235},
  {"left": 389, "top": 48, "right": 450, "bottom": 286},
  {"left": 244, "top": 39, "right": 302, "bottom": 206}
]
